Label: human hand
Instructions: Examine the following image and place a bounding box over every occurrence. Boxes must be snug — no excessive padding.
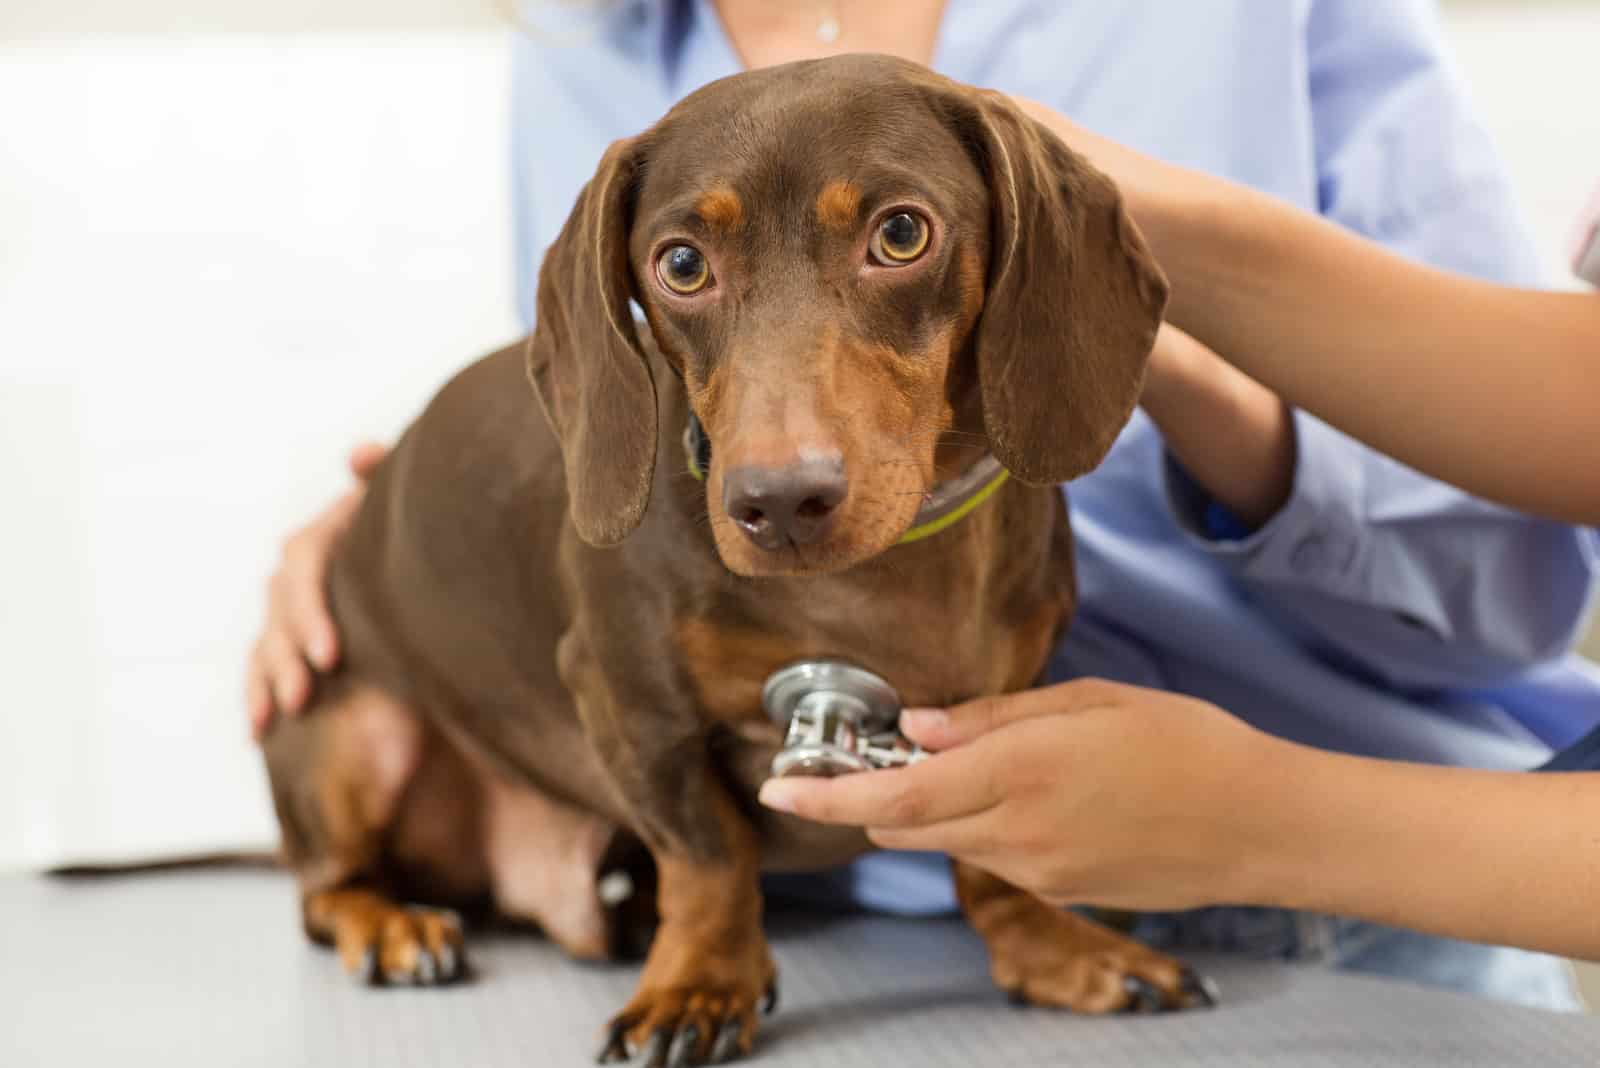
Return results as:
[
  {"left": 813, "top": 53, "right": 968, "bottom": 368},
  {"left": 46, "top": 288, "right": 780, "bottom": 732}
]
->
[
  {"left": 757, "top": 679, "right": 1281, "bottom": 911},
  {"left": 1006, "top": 95, "right": 1185, "bottom": 240},
  {"left": 245, "top": 441, "right": 388, "bottom": 740}
]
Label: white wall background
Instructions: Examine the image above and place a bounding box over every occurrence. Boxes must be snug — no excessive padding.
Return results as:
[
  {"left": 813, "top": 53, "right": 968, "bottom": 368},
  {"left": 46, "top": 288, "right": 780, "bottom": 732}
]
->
[
  {"left": 1443, "top": 2, "right": 1600, "bottom": 287},
  {"left": 3, "top": 1, "right": 1599, "bottom": 871},
  {"left": 0, "top": 29, "right": 519, "bottom": 867}
]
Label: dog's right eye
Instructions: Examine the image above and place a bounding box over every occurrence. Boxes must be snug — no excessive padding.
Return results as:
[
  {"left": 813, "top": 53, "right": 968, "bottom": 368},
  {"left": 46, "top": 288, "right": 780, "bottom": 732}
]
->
[{"left": 657, "top": 244, "right": 711, "bottom": 295}]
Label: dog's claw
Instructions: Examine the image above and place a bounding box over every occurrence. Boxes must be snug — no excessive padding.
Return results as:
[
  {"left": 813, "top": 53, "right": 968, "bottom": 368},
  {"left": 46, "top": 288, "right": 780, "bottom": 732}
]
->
[
  {"left": 665, "top": 1026, "right": 699, "bottom": 1068},
  {"left": 356, "top": 946, "right": 378, "bottom": 986},
  {"left": 1122, "top": 976, "right": 1162, "bottom": 1014},
  {"left": 329, "top": 901, "right": 466, "bottom": 990},
  {"left": 596, "top": 1020, "right": 630, "bottom": 1064},
  {"left": 415, "top": 949, "right": 439, "bottom": 986},
  {"left": 1005, "top": 987, "right": 1030, "bottom": 1008},
  {"left": 709, "top": 1021, "right": 742, "bottom": 1065},
  {"left": 1179, "top": 969, "right": 1219, "bottom": 1009},
  {"left": 761, "top": 978, "right": 779, "bottom": 1016},
  {"left": 643, "top": 1028, "right": 675, "bottom": 1068}
]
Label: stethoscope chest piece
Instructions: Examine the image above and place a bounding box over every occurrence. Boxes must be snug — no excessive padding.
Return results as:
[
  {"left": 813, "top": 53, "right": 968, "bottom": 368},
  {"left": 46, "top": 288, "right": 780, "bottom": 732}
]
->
[{"left": 762, "top": 660, "right": 926, "bottom": 778}]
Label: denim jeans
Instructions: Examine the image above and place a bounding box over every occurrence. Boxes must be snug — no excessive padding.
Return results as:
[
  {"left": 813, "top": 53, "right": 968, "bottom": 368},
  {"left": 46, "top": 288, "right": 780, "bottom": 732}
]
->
[
  {"left": 766, "top": 860, "right": 1585, "bottom": 1014},
  {"left": 1126, "top": 906, "right": 1583, "bottom": 1013}
]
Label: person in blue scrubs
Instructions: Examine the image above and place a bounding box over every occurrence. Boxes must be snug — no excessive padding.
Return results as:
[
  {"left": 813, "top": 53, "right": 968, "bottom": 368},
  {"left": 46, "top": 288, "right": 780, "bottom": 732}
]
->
[
  {"left": 247, "top": 1, "right": 1600, "bottom": 1011},
  {"left": 766, "top": 139, "right": 1600, "bottom": 976}
]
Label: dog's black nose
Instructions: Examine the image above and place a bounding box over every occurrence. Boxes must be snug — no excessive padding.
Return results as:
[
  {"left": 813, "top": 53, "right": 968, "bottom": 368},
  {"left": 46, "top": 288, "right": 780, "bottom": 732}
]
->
[{"left": 724, "top": 458, "right": 848, "bottom": 550}]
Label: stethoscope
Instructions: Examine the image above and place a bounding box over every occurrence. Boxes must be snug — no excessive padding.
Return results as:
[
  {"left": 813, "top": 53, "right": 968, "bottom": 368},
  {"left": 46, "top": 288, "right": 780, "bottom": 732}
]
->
[{"left": 762, "top": 661, "right": 928, "bottom": 778}]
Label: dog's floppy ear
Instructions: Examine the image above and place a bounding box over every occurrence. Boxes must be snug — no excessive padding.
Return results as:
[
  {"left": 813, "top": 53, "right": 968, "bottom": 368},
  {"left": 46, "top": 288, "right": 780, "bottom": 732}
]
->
[
  {"left": 940, "top": 90, "right": 1169, "bottom": 484},
  {"left": 526, "top": 137, "right": 657, "bottom": 547}
]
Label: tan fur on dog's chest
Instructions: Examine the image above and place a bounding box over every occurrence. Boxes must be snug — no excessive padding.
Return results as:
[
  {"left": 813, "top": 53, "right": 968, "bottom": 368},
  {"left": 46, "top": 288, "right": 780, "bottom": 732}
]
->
[{"left": 672, "top": 489, "right": 1071, "bottom": 730}]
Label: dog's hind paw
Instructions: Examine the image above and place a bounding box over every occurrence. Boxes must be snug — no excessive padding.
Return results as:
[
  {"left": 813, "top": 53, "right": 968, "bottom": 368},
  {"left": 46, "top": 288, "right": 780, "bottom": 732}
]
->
[{"left": 327, "top": 898, "right": 467, "bottom": 988}]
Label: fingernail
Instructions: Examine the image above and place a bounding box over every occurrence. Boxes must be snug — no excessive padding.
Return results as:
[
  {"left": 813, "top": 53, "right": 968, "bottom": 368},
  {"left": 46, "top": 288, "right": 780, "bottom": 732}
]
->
[
  {"left": 310, "top": 634, "right": 336, "bottom": 669},
  {"left": 758, "top": 780, "right": 799, "bottom": 814},
  {"left": 901, "top": 708, "right": 948, "bottom": 732}
]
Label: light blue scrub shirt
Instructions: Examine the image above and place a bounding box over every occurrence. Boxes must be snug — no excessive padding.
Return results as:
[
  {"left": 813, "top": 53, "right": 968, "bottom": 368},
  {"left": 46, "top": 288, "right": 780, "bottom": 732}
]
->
[{"left": 507, "top": 0, "right": 1600, "bottom": 1009}]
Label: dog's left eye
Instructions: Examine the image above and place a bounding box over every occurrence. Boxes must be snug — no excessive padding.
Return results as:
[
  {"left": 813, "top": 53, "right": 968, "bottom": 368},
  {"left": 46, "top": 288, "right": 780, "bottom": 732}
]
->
[
  {"left": 658, "top": 244, "right": 711, "bottom": 295},
  {"left": 870, "top": 212, "right": 930, "bottom": 265}
]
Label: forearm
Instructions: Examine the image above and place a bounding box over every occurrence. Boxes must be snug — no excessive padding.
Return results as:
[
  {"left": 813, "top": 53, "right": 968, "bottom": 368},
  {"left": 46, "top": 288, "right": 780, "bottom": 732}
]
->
[
  {"left": 1141, "top": 171, "right": 1600, "bottom": 526},
  {"left": 1019, "top": 99, "right": 1600, "bottom": 525},
  {"left": 1140, "top": 324, "right": 1295, "bottom": 530},
  {"left": 1232, "top": 736, "right": 1600, "bottom": 960}
]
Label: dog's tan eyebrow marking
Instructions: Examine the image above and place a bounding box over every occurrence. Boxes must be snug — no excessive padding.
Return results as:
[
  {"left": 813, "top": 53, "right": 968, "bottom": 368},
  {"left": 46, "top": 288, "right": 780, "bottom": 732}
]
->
[
  {"left": 695, "top": 185, "right": 745, "bottom": 231},
  {"left": 815, "top": 180, "right": 862, "bottom": 233}
]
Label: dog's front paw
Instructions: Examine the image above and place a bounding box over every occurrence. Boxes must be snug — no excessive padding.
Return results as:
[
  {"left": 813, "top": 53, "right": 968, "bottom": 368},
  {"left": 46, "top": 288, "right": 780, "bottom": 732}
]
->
[
  {"left": 954, "top": 863, "right": 1213, "bottom": 1015},
  {"left": 596, "top": 945, "right": 777, "bottom": 1066},
  {"left": 987, "top": 907, "right": 1215, "bottom": 1014}
]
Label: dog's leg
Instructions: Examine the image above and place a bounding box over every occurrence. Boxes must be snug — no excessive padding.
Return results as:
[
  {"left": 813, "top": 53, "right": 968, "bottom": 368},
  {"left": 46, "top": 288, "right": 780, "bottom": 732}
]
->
[
  {"left": 599, "top": 793, "right": 775, "bottom": 1065},
  {"left": 476, "top": 768, "right": 643, "bottom": 963},
  {"left": 263, "top": 683, "right": 473, "bottom": 987},
  {"left": 563, "top": 638, "right": 775, "bottom": 1065},
  {"left": 953, "top": 862, "right": 1216, "bottom": 1013}
]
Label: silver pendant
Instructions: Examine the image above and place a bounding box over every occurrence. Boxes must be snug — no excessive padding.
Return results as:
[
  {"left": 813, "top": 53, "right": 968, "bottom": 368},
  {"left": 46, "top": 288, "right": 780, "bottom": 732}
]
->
[{"left": 763, "top": 661, "right": 927, "bottom": 778}]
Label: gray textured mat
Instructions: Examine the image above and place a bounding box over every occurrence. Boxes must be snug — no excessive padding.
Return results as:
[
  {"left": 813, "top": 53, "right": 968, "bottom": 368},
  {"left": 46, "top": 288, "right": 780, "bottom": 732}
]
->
[{"left": 3, "top": 868, "right": 1595, "bottom": 1066}]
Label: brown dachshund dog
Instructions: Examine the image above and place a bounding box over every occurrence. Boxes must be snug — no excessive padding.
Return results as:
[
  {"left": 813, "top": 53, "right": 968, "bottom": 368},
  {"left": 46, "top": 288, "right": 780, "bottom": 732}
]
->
[{"left": 262, "top": 54, "right": 1211, "bottom": 1066}]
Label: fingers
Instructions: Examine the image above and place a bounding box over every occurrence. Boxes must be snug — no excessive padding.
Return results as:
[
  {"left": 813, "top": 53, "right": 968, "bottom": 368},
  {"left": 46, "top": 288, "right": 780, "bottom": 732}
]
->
[
  {"left": 254, "top": 629, "right": 312, "bottom": 716},
  {"left": 246, "top": 559, "right": 329, "bottom": 740},
  {"left": 900, "top": 692, "right": 1049, "bottom": 750},
  {"left": 247, "top": 484, "right": 370, "bottom": 738},
  {"left": 273, "top": 522, "right": 343, "bottom": 674},
  {"left": 347, "top": 440, "right": 389, "bottom": 482},
  {"left": 902, "top": 679, "right": 1134, "bottom": 750},
  {"left": 757, "top": 685, "right": 1124, "bottom": 828},
  {"left": 758, "top": 745, "right": 1002, "bottom": 830},
  {"left": 246, "top": 629, "right": 313, "bottom": 743},
  {"left": 246, "top": 655, "right": 274, "bottom": 741},
  {"left": 247, "top": 445, "right": 382, "bottom": 741},
  {"left": 866, "top": 808, "right": 1005, "bottom": 859}
]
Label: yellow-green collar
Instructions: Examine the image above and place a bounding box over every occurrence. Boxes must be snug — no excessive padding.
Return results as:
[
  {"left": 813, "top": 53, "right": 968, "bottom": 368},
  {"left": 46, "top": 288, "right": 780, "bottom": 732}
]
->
[{"left": 682, "top": 415, "right": 1009, "bottom": 545}]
